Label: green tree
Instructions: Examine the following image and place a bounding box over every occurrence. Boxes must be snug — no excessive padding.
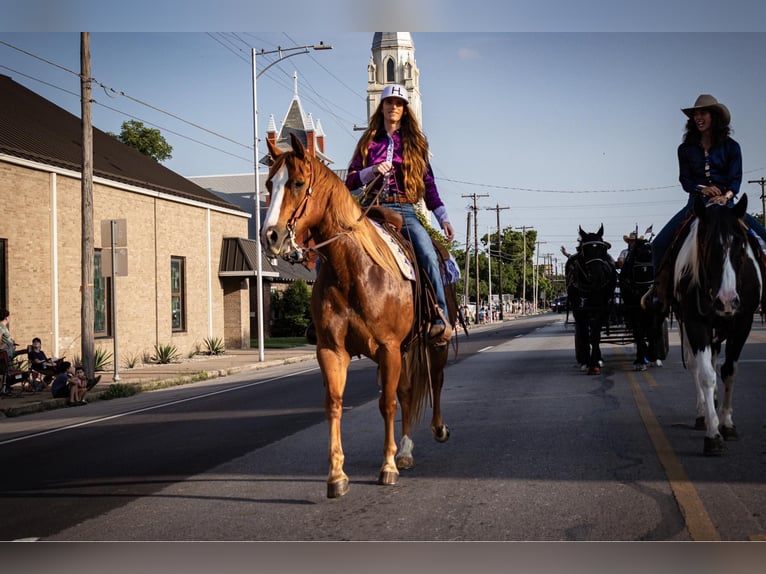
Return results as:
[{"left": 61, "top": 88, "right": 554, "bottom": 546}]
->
[
  {"left": 108, "top": 120, "right": 173, "bottom": 162},
  {"left": 271, "top": 279, "right": 312, "bottom": 337}
]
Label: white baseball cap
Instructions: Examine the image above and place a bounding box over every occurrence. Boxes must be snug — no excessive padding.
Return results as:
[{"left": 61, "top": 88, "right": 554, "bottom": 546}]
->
[{"left": 380, "top": 84, "right": 409, "bottom": 103}]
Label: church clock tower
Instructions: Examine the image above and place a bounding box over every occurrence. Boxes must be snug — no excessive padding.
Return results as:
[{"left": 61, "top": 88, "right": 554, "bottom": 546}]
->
[{"left": 367, "top": 32, "right": 422, "bottom": 124}]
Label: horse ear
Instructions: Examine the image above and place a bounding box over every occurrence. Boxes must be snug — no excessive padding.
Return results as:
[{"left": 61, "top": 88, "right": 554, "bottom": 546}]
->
[
  {"left": 597, "top": 224, "right": 604, "bottom": 237},
  {"left": 733, "top": 193, "right": 748, "bottom": 219},
  {"left": 266, "top": 139, "right": 282, "bottom": 161},
  {"left": 290, "top": 132, "right": 306, "bottom": 159}
]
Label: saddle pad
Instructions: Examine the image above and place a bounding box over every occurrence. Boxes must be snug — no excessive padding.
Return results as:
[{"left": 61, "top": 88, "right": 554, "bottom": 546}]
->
[{"left": 369, "top": 219, "right": 416, "bottom": 281}]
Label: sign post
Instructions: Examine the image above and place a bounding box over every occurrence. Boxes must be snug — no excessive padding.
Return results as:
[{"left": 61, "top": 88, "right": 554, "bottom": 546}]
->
[{"left": 101, "top": 219, "right": 127, "bottom": 382}]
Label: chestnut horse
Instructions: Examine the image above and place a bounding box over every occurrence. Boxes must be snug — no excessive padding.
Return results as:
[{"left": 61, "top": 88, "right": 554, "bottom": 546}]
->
[
  {"left": 261, "top": 134, "right": 454, "bottom": 498},
  {"left": 672, "top": 195, "right": 764, "bottom": 455}
]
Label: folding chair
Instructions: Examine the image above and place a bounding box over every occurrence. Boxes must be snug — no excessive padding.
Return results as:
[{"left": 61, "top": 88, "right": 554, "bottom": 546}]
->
[{"left": 0, "top": 348, "right": 30, "bottom": 396}]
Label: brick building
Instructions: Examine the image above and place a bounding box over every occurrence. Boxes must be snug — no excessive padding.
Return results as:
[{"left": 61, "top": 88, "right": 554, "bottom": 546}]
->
[{"left": 0, "top": 74, "right": 252, "bottom": 365}]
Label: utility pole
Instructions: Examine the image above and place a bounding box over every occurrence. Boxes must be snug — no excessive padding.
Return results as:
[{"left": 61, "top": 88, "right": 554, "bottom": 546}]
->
[
  {"left": 748, "top": 178, "right": 766, "bottom": 223},
  {"left": 463, "top": 210, "right": 472, "bottom": 308},
  {"left": 515, "top": 226, "right": 534, "bottom": 314},
  {"left": 486, "top": 204, "right": 509, "bottom": 320},
  {"left": 463, "top": 193, "right": 489, "bottom": 322},
  {"left": 80, "top": 32, "right": 96, "bottom": 383},
  {"left": 534, "top": 241, "right": 547, "bottom": 313}
]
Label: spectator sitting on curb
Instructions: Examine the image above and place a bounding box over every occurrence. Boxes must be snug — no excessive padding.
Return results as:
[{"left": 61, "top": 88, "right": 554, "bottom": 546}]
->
[{"left": 50, "top": 362, "right": 89, "bottom": 406}]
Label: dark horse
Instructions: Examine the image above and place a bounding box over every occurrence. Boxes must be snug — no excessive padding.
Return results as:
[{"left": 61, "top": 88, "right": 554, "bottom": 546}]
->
[
  {"left": 672, "top": 194, "right": 764, "bottom": 455},
  {"left": 619, "top": 236, "right": 668, "bottom": 370},
  {"left": 565, "top": 225, "right": 617, "bottom": 375},
  {"left": 261, "top": 134, "right": 457, "bottom": 497}
]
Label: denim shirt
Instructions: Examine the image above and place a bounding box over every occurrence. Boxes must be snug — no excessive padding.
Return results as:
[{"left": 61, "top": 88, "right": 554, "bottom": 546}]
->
[
  {"left": 345, "top": 130, "right": 444, "bottom": 213},
  {"left": 677, "top": 137, "right": 742, "bottom": 196}
]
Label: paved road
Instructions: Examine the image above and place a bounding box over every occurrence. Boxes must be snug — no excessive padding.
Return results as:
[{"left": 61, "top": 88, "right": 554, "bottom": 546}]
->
[{"left": 2, "top": 314, "right": 766, "bottom": 545}]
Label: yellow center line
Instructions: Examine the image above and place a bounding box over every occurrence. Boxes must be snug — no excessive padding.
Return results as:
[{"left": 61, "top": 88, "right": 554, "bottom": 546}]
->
[{"left": 614, "top": 347, "right": 720, "bottom": 541}]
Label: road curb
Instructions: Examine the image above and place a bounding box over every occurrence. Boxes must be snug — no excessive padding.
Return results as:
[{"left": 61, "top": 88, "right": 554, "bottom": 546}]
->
[{"left": 0, "top": 352, "right": 318, "bottom": 419}]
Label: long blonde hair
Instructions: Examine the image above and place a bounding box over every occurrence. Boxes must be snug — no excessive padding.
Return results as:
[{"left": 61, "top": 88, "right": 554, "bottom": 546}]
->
[{"left": 352, "top": 101, "right": 430, "bottom": 203}]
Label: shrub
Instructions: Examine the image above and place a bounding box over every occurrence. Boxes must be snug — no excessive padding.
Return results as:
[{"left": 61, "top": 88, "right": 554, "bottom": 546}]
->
[
  {"left": 94, "top": 347, "right": 113, "bottom": 371},
  {"left": 203, "top": 336, "right": 226, "bottom": 355},
  {"left": 152, "top": 343, "right": 180, "bottom": 364},
  {"left": 100, "top": 383, "right": 140, "bottom": 400},
  {"left": 121, "top": 352, "right": 140, "bottom": 369}
]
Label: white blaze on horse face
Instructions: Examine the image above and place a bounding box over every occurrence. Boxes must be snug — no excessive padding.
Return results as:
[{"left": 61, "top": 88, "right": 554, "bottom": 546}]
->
[
  {"left": 716, "top": 248, "right": 739, "bottom": 315},
  {"left": 261, "top": 164, "right": 288, "bottom": 246}
]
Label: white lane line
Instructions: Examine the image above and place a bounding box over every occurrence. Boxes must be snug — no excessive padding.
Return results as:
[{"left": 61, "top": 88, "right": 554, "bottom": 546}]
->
[{"left": 0, "top": 367, "right": 321, "bottom": 447}]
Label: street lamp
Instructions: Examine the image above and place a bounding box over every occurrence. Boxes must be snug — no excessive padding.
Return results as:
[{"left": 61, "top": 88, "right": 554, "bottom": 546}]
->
[{"left": 252, "top": 42, "right": 332, "bottom": 361}]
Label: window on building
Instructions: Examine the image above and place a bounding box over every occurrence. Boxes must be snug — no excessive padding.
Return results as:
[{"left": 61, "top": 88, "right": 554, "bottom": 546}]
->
[
  {"left": 386, "top": 58, "right": 395, "bottom": 83},
  {"left": 94, "top": 249, "right": 112, "bottom": 338},
  {"left": 0, "top": 239, "right": 6, "bottom": 310},
  {"left": 171, "top": 256, "right": 186, "bottom": 332}
]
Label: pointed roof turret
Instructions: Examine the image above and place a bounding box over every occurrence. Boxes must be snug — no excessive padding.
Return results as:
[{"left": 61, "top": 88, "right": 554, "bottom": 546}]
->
[{"left": 259, "top": 71, "right": 332, "bottom": 165}]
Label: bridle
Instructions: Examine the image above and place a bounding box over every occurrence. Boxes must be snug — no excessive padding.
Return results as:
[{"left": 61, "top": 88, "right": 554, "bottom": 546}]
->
[{"left": 273, "top": 157, "right": 386, "bottom": 263}]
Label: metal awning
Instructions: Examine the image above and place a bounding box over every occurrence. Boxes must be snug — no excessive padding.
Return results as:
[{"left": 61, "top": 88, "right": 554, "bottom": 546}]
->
[{"left": 218, "top": 237, "right": 279, "bottom": 278}]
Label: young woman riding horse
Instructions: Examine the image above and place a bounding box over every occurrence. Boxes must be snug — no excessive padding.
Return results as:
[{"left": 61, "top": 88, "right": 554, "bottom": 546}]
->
[{"left": 261, "top": 133, "right": 455, "bottom": 498}]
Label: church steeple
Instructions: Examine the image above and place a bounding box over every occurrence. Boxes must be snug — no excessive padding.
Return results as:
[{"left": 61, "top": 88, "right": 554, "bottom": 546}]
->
[{"left": 367, "top": 32, "right": 422, "bottom": 124}]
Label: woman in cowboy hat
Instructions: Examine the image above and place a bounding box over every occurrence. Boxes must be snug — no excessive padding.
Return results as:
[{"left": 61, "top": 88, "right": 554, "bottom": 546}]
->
[
  {"left": 345, "top": 84, "right": 455, "bottom": 344},
  {"left": 644, "top": 94, "right": 766, "bottom": 311}
]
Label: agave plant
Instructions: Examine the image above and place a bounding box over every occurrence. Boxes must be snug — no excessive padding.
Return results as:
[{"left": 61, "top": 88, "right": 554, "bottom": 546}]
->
[
  {"left": 203, "top": 336, "right": 226, "bottom": 356},
  {"left": 152, "top": 343, "right": 181, "bottom": 364}
]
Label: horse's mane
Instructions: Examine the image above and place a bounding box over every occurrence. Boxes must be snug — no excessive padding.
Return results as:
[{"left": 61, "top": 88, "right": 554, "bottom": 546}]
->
[{"left": 309, "top": 156, "right": 401, "bottom": 280}]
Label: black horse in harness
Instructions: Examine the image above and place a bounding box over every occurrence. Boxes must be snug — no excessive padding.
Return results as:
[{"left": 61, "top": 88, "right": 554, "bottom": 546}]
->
[
  {"left": 619, "top": 236, "right": 668, "bottom": 370},
  {"left": 565, "top": 225, "right": 617, "bottom": 375}
]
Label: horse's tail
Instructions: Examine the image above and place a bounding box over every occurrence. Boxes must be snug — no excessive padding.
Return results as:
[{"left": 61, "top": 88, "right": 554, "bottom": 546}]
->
[{"left": 400, "top": 337, "right": 432, "bottom": 426}]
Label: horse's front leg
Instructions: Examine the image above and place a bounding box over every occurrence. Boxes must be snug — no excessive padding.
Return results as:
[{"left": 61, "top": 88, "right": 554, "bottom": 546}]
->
[
  {"left": 317, "top": 347, "right": 351, "bottom": 498},
  {"left": 689, "top": 346, "right": 724, "bottom": 455},
  {"left": 586, "top": 314, "right": 603, "bottom": 375},
  {"left": 378, "top": 345, "right": 402, "bottom": 486}
]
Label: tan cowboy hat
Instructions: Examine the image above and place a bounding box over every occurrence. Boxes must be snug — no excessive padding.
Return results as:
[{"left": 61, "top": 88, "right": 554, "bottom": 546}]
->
[
  {"left": 682, "top": 94, "right": 730, "bottom": 126},
  {"left": 623, "top": 231, "right": 643, "bottom": 243}
]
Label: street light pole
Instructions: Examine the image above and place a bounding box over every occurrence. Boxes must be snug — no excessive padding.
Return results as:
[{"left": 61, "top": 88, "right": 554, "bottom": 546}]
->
[{"left": 252, "top": 42, "right": 331, "bottom": 361}]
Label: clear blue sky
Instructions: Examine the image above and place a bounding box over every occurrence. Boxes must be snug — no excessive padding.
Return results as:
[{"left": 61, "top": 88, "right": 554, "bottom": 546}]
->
[{"left": 3, "top": 3, "right": 766, "bottom": 265}]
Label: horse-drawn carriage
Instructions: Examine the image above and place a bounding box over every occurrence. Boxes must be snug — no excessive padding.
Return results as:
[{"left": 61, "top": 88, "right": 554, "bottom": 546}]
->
[{"left": 563, "top": 226, "right": 668, "bottom": 373}]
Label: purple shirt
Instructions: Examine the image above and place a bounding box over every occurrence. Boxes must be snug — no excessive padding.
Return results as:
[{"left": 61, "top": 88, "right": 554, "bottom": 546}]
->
[{"left": 345, "top": 130, "right": 445, "bottom": 213}]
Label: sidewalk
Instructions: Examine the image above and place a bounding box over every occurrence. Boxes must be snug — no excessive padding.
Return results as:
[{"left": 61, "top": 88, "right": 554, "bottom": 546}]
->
[{"left": 0, "top": 346, "right": 318, "bottom": 419}]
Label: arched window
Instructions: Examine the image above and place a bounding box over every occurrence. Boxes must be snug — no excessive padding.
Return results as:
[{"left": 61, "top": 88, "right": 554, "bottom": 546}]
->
[{"left": 386, "top": 58, "right": 395, "bottom": 83}]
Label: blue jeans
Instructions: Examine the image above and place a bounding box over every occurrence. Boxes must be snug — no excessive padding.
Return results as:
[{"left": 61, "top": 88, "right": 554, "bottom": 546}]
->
[
  {"left": 382, "top": 202, "right": 449, "bottom": 324},
  {"left": 653, "top": 194, "right": 766, "bottom": 270}
]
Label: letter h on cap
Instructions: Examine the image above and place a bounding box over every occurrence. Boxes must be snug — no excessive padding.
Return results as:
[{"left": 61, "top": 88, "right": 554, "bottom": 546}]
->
[{"left": 391, "top": 86, "right": 404, "bottom": 97}]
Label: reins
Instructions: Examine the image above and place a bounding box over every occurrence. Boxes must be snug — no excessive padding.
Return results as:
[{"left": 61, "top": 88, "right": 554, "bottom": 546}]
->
[{"left": 291, "top": 164, "right": 386, "bottom": 260}]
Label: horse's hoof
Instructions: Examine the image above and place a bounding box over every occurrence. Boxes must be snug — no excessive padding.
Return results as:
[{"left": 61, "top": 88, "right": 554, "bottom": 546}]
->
[
  {"left": 653, "top": 359, "right": 663, "bottom": 368},
  {"left": 327, "top": 478, "right": 349, "bottom": 499},
  {"left": 703, "top": 435, "right": 726, "bottom": 456},
  {"left": 694, "top": 416, "right": 706, "bottom": 430},
  {"left": 634, "top": 362, "right": 647, "bottom": 372},
  {"left": 378, "top": 470, "right": 399, "bottom": 486},
  {"left": 579, "top": 364, "right": 588, "bottom": 372},
  {"left": 396, "top": 455, "right": 414, "bottom": 470},
  {"left": 720, "top": 425, "right": 739, "bottom": 441},
  {"left": 432, "top": 424, "right": 450, "bottom": 443},
  {"left": 587, "top": 366, "right": 601, "bottom": 375}
]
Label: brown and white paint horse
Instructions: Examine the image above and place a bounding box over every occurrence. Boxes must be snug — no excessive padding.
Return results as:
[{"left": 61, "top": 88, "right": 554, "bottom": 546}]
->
[
  {"left": 673, "top": 194, "right": 764, "bottom": 455},
  {"left": 261, "top": 134, "right": 455, "bottom": 497}
]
